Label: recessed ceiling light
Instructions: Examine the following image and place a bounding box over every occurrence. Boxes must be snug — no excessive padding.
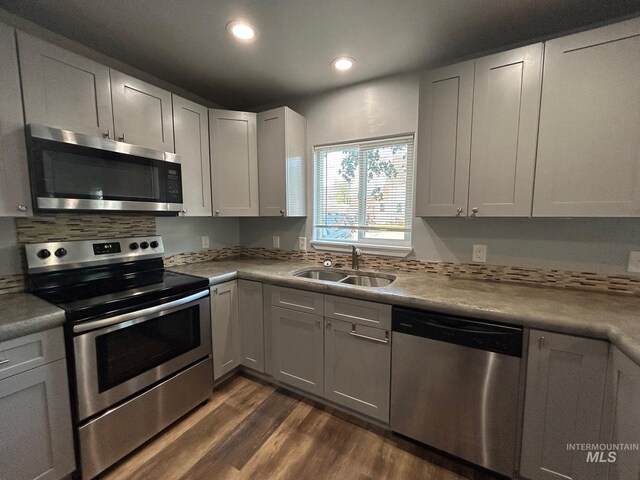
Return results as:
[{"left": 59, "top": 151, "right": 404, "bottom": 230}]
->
[
  {"left": 331, "top": 57, "right": 356, "bottom": 71},
  {"left": 227, "top": 21, "right": 256, "bottom": 41}
]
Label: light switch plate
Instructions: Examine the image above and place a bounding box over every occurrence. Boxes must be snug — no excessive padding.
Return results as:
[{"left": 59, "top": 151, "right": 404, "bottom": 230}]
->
[
  {"left": 472, "top": 244, "right": 487, "bottom": 263},
  {"left": 298, "top": 236, "right": 307, "bottom": 251},
  {"left": 201, "top": 236, "right": 209, "bottom": 249},
  {"left": 628, "top": 251, "right": 640, "bottom": 272},
  {"left": 272, "top": 236, "right": 280, "bottom": 249}
]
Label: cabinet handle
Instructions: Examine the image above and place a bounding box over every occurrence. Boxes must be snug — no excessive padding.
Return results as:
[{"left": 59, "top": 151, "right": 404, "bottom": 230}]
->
[
  {"left": 181, "top": 209, "right": 187, "bottom": 216},
  {"left": 212, "top": 288, "right": 218, "bottom": 295},
  {"left": 17, "top": 205, "right": 28, "bottom": 212},
  {"left": 471, "top": 207, "right": 478, "bottom": 215},
  {"left": 280, "top": 209, "right": 285, "bottom": 216},
  {"left": 456, "top": 207, "right": 463, "bottom": 215},
  {"left": 349, "top": 324, "right": 389, "bottom": 344},
  {"left": 118, "top": 133, "right": 125, "bottom": 142},
  {"left": 103, "top": 129, "right": 111, "bottom": 139},
  {"left": 215, "top": 210, "right": 220, "bottom": 215},
  {"left": 326, "top": 321, "right": 332, "bottom": 328},
  {"left": 0, "top": 359, "right": 9, "bottom": 366},
  {"left": 315, "top": 318, "right": 320, "bottom": 326},
  {"left": 538, "top": 336, "right": 545, "bottom": 349}
]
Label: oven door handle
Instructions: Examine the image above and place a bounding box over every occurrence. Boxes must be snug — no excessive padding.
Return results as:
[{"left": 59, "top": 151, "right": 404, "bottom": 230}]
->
[{"left": 73, "top": 289, "right": 209, "bottom": 334}]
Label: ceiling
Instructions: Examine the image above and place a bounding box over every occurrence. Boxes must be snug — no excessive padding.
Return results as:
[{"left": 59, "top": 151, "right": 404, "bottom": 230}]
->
[{"left": 1, "top": 0, "right": 639, "bottom": 110}]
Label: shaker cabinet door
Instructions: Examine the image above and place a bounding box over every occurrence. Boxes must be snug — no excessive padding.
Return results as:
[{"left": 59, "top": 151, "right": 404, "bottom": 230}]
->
[
  {"left": 271, "top": 306, "right": 323, "bottom": 396},
  {"left": 0, "top": 359, "right": 75, "bottom": 480},
  {"left": 211, "top": 281, "right": 240, "bottom": 380},
  {"left": 173, "top": 95, "right": 212, "bottom": 216},
  {"left": 324, "top": 319, "right": 390, "bottom": 422},
  {"left": 238, "top": 280, "right": 265, "bottom": 372},
  {"left": 209, "top": 109, "right": 259, "bottom": 216},
  {"left": 17, "top": 31, "right": 113, "bottom": 138},
  {"left": 520, "top": 330, "right": 609, "bottom": 480},
  {"left": 533, "top": 18, "right": 640, "bottom": 216},
  {"left": 415, "top": 61, "right": 474, "bottom": 217},
  {"left": 0, "top": 23, "right": 31, "bottom": 217},
  {"left": 468, "top": 43, "right": 543, "bottom": 217},
  {"left": 111, "top": 70, "right": 174, "bottom": 152}
]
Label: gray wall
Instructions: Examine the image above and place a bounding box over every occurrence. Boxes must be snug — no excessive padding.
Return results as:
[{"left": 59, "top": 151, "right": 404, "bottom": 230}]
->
[
  {"left": 156, "top": 217, "right": 239, "bottom": 255},
  {"left": 240, "top": 73, "right": 640, "bottom": 275}
]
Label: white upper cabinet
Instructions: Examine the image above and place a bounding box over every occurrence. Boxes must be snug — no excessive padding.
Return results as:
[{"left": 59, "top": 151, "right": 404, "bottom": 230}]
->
[
  {"left": 17, "top": 31, "right": 114, "bottom": 138},
  {"left": 257, "top": 107, "right": 307, "bottom": 217},
  {"left": 0, "top": 23, "right": 31, "bottom": 217},
  {"left": 468, "top": 43, "right": 543, "bottom": 217},
  {"left": 209, "top": 109, "right": 259, "bottom": 216},
  {"left": 415, "top": 61, "right": 474, "bottom": 217},
  {"left": 110, "top": 70, "right": 174, "bottom": 152},
  {"left": 533, "top": 18, "right": 640, "bottom": 217},
  {"left": 172, "top": 95, "right": 212, "bottom": 216}
]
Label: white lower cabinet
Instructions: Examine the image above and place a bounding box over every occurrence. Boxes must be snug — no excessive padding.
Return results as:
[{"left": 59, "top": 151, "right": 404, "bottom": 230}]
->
[
  {"left": 0, "top": 355, "right": 75, "bottom": 480},
  {"left": 271, "top": 305, "right": 324, "bottom": 397},
  {"left": 211, "top": 281, "right": 241, "bottom": 381},
  {"left": 600, "top": 347, "right": 640, "bottom": 480},
  {"left": 324, "top": 318, "right": 390, "bottom": 422},
  {"left": 238, "top": 280, "right": 265, "bottom": 373},
  {"left": 520, "top": 330, "right": 609, "bottom": 480}
]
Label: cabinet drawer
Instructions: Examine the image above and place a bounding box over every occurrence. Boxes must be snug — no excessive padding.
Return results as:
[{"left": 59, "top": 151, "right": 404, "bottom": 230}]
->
[
  {"left": 270, "top": 286, "right": 323, "bottom": 315},
  {"left": 0, "top": 327, "right": 66, "bottom": 381},
  {"left": 324, "top": 295, "right": 391, "bottom": 330}
]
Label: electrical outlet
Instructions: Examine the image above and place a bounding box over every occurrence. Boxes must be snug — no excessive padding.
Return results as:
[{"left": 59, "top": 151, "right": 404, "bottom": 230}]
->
[
  {"left": 272, "top": 236, "right": 280, "bottom": 249},
  {"left": 628, "top": 251, "right": 640, "bottom": 273},
  {"left": 472, "top": 244, "right": 487, "bottom": 263},
  {"left": 201, "top": 236, "right": 209, "bottom": 249},
  {"left": 298, "top": 236, "right": 307, "bottom": 251}
]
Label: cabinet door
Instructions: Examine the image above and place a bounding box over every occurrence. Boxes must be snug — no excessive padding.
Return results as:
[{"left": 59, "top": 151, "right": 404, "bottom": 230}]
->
[
  {"left": 533, "top": 18, "right": 640, "bottom": 216},
  {"left": 238, "top": 280, "right": 265, "bottom": 372},
  {"left": 324, "top": 319, "right": 390, "bottom": 422},
  {"left": 0, "top": 359, "right": 75, "bottom": 480},
  {"left": 600, "top": 347, "right": 640, "bottom": 480},
  {"left": 0, "top": 23, "right": 31, "bottom": 217},
  {"left": 172, "top": 95, "right": 212, "bottom": 216},
  {"left": 520, "top": 330, "right": 609, "bottom": 480},
  {"left": 468, "top": 44, "right": 543, "bottom": 217},
  {"left": 111, "top": 70, "right": 174, "bottom": 152},
  {"left": 17, "top": 31, "right": 113, "bottom": 138},
  {"left": 257, "top": 107, "right": 306, "bottom": 217},
  {"left": 271, "top": 306, "right": 323, "bottom": 396},
  {"left": 209, "top": 109, "right": 259, "bottom": 216},
  {"left": 211, "top": 281, "right": 240, "bottom": 380},
  {"left": 415, "top": 61, "right": 474, "bottom": 217}
]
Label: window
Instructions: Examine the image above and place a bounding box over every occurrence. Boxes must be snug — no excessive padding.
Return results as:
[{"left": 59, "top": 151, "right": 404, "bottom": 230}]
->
[{"left": 313, "top": 135, "right": 414, "bottom": 251}]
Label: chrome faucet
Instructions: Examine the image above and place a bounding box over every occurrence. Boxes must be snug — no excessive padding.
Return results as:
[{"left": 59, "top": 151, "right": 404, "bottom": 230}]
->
[{"left": 351, "top": 245, "right": 362, "bottom": 270}]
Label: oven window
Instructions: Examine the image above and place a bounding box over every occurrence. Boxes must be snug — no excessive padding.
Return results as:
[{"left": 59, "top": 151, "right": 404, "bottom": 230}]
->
[
  {"left": 41, "top": 150, "right": 161, "bottom": 201},
  {"left": 95, "top": 306, "right": 200, "bottom": 392}
]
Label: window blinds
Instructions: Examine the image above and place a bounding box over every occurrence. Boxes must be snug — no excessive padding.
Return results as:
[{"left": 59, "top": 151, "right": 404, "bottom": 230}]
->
[{"left": 314, "top": 135, "right": 414, "bottom": 246}]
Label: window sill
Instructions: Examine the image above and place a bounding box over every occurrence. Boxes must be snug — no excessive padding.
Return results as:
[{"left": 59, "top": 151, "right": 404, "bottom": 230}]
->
[{"left": 310, "top": 240, "right": 413, "bottom": 258}]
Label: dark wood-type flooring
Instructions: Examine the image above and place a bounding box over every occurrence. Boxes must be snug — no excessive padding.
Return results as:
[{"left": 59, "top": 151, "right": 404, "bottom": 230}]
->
[{"left": 102, "top": 374, "right": 501, "bottom": 480}]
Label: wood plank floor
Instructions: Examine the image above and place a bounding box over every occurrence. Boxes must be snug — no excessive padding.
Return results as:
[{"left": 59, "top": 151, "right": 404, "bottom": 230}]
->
[{"left": 102, "top": 374, "right": 501, "bottom": 480}]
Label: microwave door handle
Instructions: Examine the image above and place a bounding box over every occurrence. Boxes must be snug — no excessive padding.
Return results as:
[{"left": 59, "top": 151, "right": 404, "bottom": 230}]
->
[{"left": 72, "top": 289, "right": 209, "bottom": 334}]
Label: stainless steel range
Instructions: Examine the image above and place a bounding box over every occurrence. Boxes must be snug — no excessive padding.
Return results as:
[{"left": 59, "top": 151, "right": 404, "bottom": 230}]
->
[{"left": 26, "top": 236, "right": 213, "bottom": 479}]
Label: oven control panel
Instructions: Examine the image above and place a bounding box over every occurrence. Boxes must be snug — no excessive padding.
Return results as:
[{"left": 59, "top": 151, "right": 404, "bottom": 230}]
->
[{"left": 25, "top": 236, "right": 165, "bottom": 273}]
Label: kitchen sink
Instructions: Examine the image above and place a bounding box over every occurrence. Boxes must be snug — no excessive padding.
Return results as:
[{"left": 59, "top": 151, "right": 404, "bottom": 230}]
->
[
  {"left": 293, "top": 269, "right": 348, "bottom": 281},
  {"left": 340, "top": 274, "right": 394, "bottom": 287},
  {"left": 293, "top": 268, "right": 395, "bottom": 287}
]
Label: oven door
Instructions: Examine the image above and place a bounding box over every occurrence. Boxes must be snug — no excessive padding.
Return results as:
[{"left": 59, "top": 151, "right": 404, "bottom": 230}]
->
[{"left": 73, "top": 289, "right": 211, "bottom": 421}]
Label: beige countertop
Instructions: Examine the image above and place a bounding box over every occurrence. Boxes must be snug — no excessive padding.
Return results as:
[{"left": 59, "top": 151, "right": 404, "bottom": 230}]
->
[
  {"left": 171, "top": 257, "right": 640, "bottom": 366},
  {"left": 0, "top": 293, "right": 66, "bottom": 342}
]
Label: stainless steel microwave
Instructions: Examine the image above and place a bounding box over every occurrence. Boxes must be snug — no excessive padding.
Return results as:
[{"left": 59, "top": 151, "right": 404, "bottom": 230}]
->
[{"left": 26, "top": 124, "right": 183, "bottom": 214}]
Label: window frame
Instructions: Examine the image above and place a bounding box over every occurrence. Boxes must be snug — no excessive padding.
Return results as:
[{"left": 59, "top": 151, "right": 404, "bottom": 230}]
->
[{"left": 311, "top": 134, "right": 415, "bottom": 256}]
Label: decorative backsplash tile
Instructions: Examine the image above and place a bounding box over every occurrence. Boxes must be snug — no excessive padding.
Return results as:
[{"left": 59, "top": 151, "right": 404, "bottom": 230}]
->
[
  {"left": 0, "top": 273, "right": 25, "bottom": 295},
  {"left": 164, "top": 246, "right": 242, "bottom": 267},
  {"left": 16, "top": 214, "right": 156, "bottom": 244}
]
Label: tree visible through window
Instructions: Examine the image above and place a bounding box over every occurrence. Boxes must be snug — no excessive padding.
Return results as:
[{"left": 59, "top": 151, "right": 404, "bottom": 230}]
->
[{"left": 314, "top": 135, "right": 414, "bottom": 247}]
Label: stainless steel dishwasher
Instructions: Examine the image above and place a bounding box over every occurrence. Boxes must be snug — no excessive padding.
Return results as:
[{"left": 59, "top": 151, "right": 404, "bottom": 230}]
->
[{"left": 390, "top": 306, "right": 523, "bottom": 477}]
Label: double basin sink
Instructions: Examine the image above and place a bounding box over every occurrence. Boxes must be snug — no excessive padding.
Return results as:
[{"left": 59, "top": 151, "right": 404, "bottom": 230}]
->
[{"left": 293, "top": 267, "right": 396, "bottom": 287}]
